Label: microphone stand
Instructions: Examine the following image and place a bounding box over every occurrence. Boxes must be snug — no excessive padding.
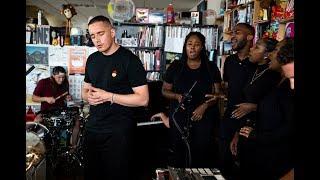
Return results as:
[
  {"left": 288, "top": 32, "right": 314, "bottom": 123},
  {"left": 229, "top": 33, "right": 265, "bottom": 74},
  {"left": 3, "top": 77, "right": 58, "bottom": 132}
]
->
[{"left": 171, "top": 81, "right": 197, "bottom": 167}]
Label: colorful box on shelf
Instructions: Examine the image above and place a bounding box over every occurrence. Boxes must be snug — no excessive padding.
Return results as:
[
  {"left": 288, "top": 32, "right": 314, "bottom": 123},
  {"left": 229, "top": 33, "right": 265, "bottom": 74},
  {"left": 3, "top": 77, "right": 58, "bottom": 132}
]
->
[
  {"left": 284, "top": 0, "right": 294, "bottom": 19},
  {"left": 285, "top": 22, "right": 294, "bottom": 38},
  {"left": 136, "top": 8, "right": 149, "bottom": 23},
  {"left": 149, "top": 10, "right": 164, "bottom": 24}
]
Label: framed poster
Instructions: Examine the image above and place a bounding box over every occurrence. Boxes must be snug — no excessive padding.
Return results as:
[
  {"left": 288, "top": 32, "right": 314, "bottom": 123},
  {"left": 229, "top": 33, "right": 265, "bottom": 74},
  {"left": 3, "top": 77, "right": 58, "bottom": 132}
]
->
[
  {"left": 26, "top": 64, "right": 50, "bottom": 105},
  {"left": 48, "top": 46, "right": 68, "bottom": 66},
  {"left": 26, "top": 44, "right": 49, "bottom": 64},
  {"left": 69, "top": 74, "right": 85, "bottom": 100},
  {"left": 68, "top": 47, "right": 87, "bottom": 74}
]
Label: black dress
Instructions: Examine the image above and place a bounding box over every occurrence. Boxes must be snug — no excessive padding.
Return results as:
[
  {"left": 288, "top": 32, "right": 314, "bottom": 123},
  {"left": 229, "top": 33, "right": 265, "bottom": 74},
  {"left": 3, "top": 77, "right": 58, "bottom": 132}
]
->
[
  {"left": 163, "top": 60, "right": 222, "bottom": 168},
  {"left": 238, "top": 64, "right": 281, "bottom": 179},
  {"left": 249, "top": 79, "right": 294, "bottom": 179}
]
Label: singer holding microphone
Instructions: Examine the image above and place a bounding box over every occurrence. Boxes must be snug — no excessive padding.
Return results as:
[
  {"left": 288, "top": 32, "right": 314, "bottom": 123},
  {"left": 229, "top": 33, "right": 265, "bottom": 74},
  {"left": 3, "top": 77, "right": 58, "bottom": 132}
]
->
[{"left": 162, "top": 32, "right": 223, "bottom": 168}]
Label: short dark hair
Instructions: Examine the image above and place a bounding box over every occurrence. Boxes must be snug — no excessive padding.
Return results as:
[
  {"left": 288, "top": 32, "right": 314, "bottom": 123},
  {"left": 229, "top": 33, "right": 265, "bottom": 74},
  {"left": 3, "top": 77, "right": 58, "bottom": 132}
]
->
[
  {"left": 261, "top": 38, "right": 278, "bottom": 52},
  {"left": 236, "top": 23, "right": 255, "bottom": 36},
  {"left": 52, "top": 66, "right": 66, "bottom": 75},
  {"left": 277, "top": 38, "right": 294, "bottom": 65},
  {"left": 88, "top": 15, "right": 112, "bottom": 26}
]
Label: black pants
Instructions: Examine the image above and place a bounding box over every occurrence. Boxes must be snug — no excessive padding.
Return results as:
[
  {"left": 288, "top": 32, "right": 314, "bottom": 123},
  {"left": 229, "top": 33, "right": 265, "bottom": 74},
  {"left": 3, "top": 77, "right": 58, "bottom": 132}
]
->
[
  {"left": 218, "top": 108, "right": 240, "bottom": 179},
  {"left": 238, "top": 138, "right": 256, "bottom": 180},
  {"left": 168, "top": 112, "right": 217, "bottom": 168},
  {"left": 83, "top": 128, "right": 135, "bottom": 180}
]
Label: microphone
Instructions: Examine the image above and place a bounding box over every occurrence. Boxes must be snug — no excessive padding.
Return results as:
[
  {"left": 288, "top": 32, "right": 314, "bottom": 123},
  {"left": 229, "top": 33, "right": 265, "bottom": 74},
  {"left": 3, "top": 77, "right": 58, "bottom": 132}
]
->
[
  {"left": 175, "top": 81, "right": 198, "bottom": 112},
  {"left": 171, "top": 81, "right": 197, "bottom": 168}
]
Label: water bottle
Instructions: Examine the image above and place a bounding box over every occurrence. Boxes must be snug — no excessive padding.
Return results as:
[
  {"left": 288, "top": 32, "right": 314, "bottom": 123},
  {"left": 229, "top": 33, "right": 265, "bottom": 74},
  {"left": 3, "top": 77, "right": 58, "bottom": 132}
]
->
[{"left": 166, "top": 4, "right": 175, "bottom": 24}]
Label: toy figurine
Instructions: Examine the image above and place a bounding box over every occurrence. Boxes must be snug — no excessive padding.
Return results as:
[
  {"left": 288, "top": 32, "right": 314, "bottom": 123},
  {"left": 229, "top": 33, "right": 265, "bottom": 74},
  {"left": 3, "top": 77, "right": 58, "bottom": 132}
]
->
[
  {"left": 51, "top": 30, "right": 59, "bottom": 46},
  {"left": 61, "top": 4, "right": 77, "bottom": 45}
]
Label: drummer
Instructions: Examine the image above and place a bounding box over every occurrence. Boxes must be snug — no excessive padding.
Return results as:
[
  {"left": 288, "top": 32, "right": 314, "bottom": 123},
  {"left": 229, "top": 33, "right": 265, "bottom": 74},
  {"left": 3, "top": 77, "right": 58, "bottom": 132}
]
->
[{"left": 32, "top": 66, "right": 80, "bottom": 150}]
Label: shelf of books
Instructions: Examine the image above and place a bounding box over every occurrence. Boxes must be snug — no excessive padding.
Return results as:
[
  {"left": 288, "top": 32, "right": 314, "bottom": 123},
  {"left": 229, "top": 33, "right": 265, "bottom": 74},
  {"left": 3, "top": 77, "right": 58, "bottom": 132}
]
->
[
  {"left": 114, "top": 23, "right": 165, "bottom": 81},
  {"left": 163, "top": 25, "right": 219, "bottom": 64}
]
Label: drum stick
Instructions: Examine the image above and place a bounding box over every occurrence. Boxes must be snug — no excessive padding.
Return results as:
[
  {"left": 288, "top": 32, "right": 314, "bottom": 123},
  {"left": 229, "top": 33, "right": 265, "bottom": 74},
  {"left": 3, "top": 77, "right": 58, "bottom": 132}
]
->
[{"left": 55, "top": 92, "right": 68, "bottom": 101}]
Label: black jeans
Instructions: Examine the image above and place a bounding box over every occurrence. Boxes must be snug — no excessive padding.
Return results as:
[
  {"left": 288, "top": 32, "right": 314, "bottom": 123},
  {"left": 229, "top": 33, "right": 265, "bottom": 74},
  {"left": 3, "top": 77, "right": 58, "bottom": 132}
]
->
[
  {"left": 168, "top": 113, "right": 217, "bottom": 168},
  {"left": 218, "top": 108, "right": 240, "bottom": 179},
  {"left": 83, "top": 128, "right": 135, "bottom": 180}
]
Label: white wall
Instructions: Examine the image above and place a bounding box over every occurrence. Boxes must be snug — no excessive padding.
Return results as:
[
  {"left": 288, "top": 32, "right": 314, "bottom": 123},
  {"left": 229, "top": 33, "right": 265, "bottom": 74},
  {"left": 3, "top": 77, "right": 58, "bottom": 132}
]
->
[
  {"left": 207, "top": 0, "right": 222, "bottom": 14},
  {"left": 189, "top": 0, "right": 204, "bottom": 11},
  {"left": 45, "top": 14, "right": 65, "bottom": 27},
  {"left": 189, "top": 0, "right": 222, "bottom": 13}
]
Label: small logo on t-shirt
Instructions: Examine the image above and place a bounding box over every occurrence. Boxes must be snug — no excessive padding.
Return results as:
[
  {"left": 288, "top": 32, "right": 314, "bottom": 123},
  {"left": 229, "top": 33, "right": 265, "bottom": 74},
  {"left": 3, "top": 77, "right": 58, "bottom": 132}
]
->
[{"left": 111, "top": 69, "right": 117, "bottom": 77}]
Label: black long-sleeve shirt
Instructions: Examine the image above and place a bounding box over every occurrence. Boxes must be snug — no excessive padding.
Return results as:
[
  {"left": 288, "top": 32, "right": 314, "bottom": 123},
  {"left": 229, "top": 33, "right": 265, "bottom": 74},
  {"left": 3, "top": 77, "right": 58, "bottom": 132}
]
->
[{"left": 254, "top": 79, "right": 293, "bottom": 145}]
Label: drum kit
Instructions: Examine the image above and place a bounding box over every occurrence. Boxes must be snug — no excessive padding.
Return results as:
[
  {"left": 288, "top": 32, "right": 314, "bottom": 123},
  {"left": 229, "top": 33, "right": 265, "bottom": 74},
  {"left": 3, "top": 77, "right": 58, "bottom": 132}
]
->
[{"left": 26, "top": 101, "right": 90, "bottom": 175}]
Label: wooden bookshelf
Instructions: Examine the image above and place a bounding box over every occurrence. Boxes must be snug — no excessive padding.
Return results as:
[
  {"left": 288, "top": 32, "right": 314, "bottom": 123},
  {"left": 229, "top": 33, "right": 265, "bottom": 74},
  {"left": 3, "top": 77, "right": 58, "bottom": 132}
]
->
[
  {"left": 113, "top": 22, "right": 166, "bottom": 27},
  {"left": 252, "top": 0, "right": 261, "bottom": 24},
  {"left": 279, "top": 17, "right": 294, "bottom": 24},
  {"left": 254, "top": 20, "right": 270, "bottom": 24},
  {"left": 215, "top": 15, "right": 224, "bottom": 21},
  {"left": 114, "top": 22, "right": 166, "bottom": 81},
  {"left": 124, "top": 46, "right": 164, "bottom": 50},
  {"left": 223, "top": 0, "right": 257, "bottom": 41},
  {"left": 164, "top": 24, "right": 218, "bottom": 28},
  {"left": 227, "top": 1, "right": 254, "bottom": 11}
]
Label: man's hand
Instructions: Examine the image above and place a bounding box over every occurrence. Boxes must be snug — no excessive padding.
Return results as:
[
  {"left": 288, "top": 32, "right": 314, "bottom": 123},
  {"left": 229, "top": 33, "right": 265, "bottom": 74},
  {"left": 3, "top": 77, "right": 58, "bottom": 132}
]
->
[
  {"left": 87, "top": 86, "right": 112, "bottom": 105},
  {"left": 231, "top": 103, "right": 257, "bottom": 119},
  {"left": 239, "top": 126, "right": 253, "bottom": 138},
  {"left": 151, "top": 112, "right": 170, "bottom": 128},
  {"left": 45, "top": 97, "right": 55, "bottom": 104},
  {"left": 65, "top": 95, "right": 72, "bottom": 101}
]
